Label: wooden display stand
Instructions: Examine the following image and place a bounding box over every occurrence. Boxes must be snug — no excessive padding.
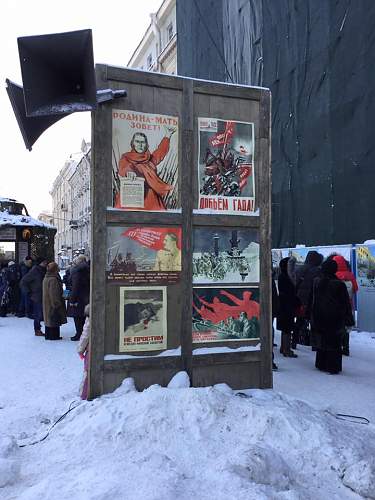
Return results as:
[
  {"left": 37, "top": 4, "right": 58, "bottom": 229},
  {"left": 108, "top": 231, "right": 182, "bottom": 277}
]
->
[{"left": 89, "top": 66, "right": 271, "bottom": 398}]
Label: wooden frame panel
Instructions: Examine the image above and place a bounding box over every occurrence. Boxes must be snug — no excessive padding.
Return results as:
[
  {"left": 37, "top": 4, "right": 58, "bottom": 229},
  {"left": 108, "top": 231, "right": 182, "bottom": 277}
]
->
[{"left": 88, "top": 66, "right": 271, "bottom": 398}]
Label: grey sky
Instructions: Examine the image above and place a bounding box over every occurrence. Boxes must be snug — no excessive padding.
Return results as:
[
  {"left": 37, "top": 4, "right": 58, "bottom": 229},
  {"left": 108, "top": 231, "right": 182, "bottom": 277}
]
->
[{"left": 1, "top": 0, "right": 161, "bottom": 218}]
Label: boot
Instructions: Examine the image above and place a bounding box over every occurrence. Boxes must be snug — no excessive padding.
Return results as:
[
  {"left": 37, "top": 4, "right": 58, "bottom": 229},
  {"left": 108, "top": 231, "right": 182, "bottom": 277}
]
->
[
  {"left": 284, "top": 351, "right": 298, "bottom": 358},
  {"left": 71, "top": 334, "right": 81, "bottom": 341},
  {"left": 342, "top": 329, "right": 350, "bottom": 356},
  {"left": 34, "top": 330, "right": 44, "bottom": 337}
]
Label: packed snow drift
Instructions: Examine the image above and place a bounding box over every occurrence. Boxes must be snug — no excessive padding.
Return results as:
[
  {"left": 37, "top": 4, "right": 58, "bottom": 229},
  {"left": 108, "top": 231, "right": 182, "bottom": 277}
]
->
[{"left": 2, "top": 374, "right": 375, "bottom": 500}]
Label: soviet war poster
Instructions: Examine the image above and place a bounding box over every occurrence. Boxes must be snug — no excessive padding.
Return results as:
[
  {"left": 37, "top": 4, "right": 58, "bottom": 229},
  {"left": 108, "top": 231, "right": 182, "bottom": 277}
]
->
[
  {"left": 193, "top": 228, "right": 259, "bottom": 284},
  {"left": 112, "top": 110, "right": 179, "bottom": 211},
  {"left": 355, "top": 245, "right": 375, "bottom": 332},
  {"left": 119, "top": 286, "right": 167, "bottom": 352},
  {"left": 192, "top": 287, "right": 260, "bottom": 343},
  {"left": 107, "top": 226, "right": 181, "bottom": 284},
  {"left": 357, "top": 245, "right": 375, "bottom": 288},
  {"left": 197, "top": 117, "right": 255, "bottom": 215}
]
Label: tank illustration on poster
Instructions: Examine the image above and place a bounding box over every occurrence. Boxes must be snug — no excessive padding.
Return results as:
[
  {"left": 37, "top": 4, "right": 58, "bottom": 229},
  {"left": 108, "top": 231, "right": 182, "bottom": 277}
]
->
[
  {"left": 192, "top": 286, "right": 260, "bottom": 343},
  {"left": 197, "top": 117, "right": 255, "bottom": 214},
  {"left": 119, "top": 286, "right": 167, "bottom": 352},
  {"left": 112, "top": 110, "right": 179, "bottom": 210},
  {"left": 193, "top": 228, "right": 259, "bottom": 283},
  {"left": 107, "top": 226, "right": 181, "bottom": 284}
]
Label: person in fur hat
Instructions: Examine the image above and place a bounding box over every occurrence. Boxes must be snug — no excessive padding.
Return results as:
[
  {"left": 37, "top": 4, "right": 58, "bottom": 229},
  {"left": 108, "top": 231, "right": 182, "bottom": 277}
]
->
[
  {"left": 311, "top": 259, "right": 354, "bottom": 374},
  {"left": 43, "top": 262, "right": 67, "bottom": 340}
]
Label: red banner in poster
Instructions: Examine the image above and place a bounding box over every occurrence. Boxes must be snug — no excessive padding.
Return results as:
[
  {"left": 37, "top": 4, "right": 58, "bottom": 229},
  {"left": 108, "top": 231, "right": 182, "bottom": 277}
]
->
[
  {"left": 209, "top": 121, "right": 235, "bottom": 148},
  {"left": 122, "top": 227, "right": 181, "bottom": 251}
]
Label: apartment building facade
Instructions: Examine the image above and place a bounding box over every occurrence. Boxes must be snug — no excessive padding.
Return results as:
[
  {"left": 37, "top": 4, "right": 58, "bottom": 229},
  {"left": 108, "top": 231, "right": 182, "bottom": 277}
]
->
[
  {"left": 128, "top": 0, "right": 177, "bottom": 74},
  {"left": 50, "top": 140, "right": 91, "bottom": 268}
]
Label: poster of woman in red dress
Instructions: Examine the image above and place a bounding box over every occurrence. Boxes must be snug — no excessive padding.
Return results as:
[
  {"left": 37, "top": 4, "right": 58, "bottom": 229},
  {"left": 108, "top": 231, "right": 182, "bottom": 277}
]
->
[{"left": 112, "top": 110, "right": 179, "bottom": 211}]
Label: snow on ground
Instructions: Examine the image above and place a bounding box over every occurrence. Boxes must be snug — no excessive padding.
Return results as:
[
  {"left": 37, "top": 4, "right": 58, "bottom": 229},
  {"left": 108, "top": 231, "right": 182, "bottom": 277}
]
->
[
  {"left": 0, "top": 317, "right": 81, "bottom": 439},
  {"left": 273, "top": 329, "right": 375, "bottom": 422},
  {"left": 1, "top": 316, "right": 375, "bottom": 499}
]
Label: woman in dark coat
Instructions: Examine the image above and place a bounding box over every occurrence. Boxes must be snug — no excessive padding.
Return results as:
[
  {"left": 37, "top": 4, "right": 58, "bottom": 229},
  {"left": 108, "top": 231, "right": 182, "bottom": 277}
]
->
[
  {"left": 43, "top": 262, "right": 67, "bottom": 340},
  {"left": 277, "top": 257, "right": 299, "bottom": 357},
  {"left": 311, "top": 259, "right": 354, "bottom": 374},
  {"left": 67, "top": 255, "right": 90, "bottom": 341},
  {"left": 294, "top": 251, "right": 323, "bottom": 348}
]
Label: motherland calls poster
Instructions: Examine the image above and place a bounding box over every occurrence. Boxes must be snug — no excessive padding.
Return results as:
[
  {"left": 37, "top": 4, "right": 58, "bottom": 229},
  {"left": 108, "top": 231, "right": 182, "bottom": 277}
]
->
[{"left": 112, "top": 110, "right": 179, "bottom": 211}]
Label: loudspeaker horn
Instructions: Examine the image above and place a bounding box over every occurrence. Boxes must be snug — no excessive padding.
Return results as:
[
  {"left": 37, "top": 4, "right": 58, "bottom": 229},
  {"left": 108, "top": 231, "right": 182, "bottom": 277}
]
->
[
  {"left": 18, "top": 29, "right": 96, "bottom": 117},
  {"left": 6, "top": 79, "right": 127, "bottom": 151},
  {"left": 5, "top": 79, "right": 66, "bottom": 151}
]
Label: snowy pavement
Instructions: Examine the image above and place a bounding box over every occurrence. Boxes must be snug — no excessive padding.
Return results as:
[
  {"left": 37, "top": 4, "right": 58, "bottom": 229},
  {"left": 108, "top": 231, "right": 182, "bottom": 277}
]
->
[
  {"left": 1, "top": 315, "right": 375, "bottom": 499},
  {"left": 273, "top": 329, "right": 375, "bottom": 422},
  {"left": 0, "top": 316, "right": 81, "bottom": 439}
]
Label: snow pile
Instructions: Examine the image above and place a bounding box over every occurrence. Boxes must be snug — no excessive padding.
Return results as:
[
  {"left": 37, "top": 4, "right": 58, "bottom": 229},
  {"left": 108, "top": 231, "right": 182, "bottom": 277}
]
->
[
  {"left": 2, "top": 373, "right": 375, "bottom": 500},
  {"left": 167, "top": 370, "right": 190, "bottom": 388}
]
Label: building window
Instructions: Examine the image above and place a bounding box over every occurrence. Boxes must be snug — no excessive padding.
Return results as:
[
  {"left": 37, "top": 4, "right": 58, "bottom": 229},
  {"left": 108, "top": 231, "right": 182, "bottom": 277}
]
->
[
  {"left": 167, "top": 23, "right": 174, "bottom": 41},
  {"left": 147, "top": 54, "right": 153, "bottom": 68}
]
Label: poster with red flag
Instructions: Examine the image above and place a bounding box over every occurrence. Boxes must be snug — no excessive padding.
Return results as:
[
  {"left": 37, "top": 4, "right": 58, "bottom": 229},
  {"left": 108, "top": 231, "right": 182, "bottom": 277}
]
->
[
  {"left": 107, "top": 226, "right": 181, "bottom": 284},
  {"left": 192, "top": 286, "right": 260, "bottom": 343},
  {"left": 197, "top": 118, "right": 256, "bottom": 215}
]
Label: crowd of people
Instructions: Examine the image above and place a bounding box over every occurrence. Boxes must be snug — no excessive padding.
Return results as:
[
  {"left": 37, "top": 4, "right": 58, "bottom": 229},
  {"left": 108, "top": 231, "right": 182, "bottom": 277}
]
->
[
  {"left": 0, "top": 254, "right": 90, "bottom": 342},
  {"left": 273, "top": 251, "right": 358, "bottom": 375}
]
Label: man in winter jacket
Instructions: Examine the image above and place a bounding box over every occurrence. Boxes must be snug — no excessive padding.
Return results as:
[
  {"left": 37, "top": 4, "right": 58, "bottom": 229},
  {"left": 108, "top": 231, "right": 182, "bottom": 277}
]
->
[
  {"left": 277, "top": 257, "right": 300, "bottom": 358},
  {"left": 0, "top": 262, "right": 10, "bottom": 317},
  {"left": 20, "top": 257, "right": 48, "bottom": 336},
  {"left": 6, "top": 261, "right": 21, "bottom": 314},
  {"left": 17, "top": 256, "right": 33, "bottom": 317},
  {"left": 332, "top": 255, "right": 358, "bottom": 356},
  {"left": 67, "top": 255, "right": 90, "bottom": 341}
]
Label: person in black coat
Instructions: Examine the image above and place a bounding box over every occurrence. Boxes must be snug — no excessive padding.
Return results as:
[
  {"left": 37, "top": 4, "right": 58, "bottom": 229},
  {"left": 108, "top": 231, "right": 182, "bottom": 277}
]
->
[
  {"left": 67, "top": 255, "right": 90, "bottom": 341},
  {"left": 277, "top": 257, "right": 300, "bottom": 358},
  {"left": 17, "top": 256, "right": 33, "bottom": 317},
  {"left": 311, "top": 259, "right": 354, "bottom": 375},
  {"left": 5, "top": 261, "right": 21, "bottom": 314},
  {"left": 0, "top": 262, "right": 10, "bottom": 317},
  {"left": 294, "top": 251, "right": 323, "bottom": 348},
  {"left": 20, "top": 257, "right": 48, "bottom": 335},
  {"left": 63, "top": 266, "right": 72, "bottom": 294}
]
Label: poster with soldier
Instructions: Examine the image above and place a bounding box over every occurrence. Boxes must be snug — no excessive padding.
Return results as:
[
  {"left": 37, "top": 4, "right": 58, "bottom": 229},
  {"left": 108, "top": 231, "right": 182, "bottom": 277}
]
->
[
  {"left": 119, "top": 286, "right": 167, "bottom": 352},
  {"left": 107, "top": 226, "right": 181, "bottom": 284},
  {"left": 197, "top": 117, "right": 255, "bottom": 214},
  {"left": 193, "top": 228, "right": 259, "bottom": 283},
  {"left": 192, "top": 286, "right": 260, "bottom": 343},
  {"left": 112, "top": 110, "right": 179, "bottom": 210}
]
